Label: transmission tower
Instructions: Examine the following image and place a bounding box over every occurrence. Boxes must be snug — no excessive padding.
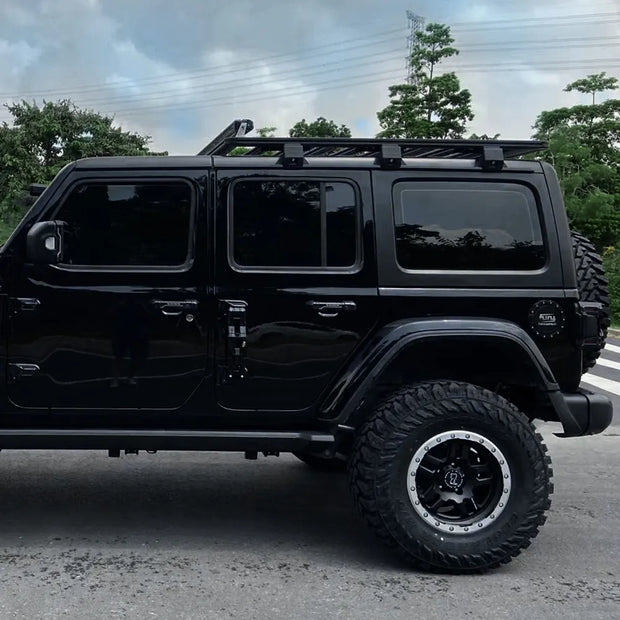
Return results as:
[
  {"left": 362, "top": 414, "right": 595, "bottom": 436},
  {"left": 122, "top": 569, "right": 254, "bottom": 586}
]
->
[{"left": 406, "top": 10, "right": 425, "bottom": 85}]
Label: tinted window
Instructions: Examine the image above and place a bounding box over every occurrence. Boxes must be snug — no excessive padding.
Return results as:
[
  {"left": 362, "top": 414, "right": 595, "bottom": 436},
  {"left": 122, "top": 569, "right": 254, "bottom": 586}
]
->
[
  {"left": 231, "top": 180, "right": 358, "bottom": 269},
  {"left": 56, "top": 182, "right": 192, "bottom": 267},
  {"left": 393, "top": 182, "right": 545, "bottom": 270}
]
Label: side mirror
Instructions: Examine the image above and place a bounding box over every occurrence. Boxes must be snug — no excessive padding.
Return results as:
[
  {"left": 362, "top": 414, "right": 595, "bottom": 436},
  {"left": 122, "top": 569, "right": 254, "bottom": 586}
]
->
[{"left": 26, "top": 221, "right": 65, "bottom": 264}]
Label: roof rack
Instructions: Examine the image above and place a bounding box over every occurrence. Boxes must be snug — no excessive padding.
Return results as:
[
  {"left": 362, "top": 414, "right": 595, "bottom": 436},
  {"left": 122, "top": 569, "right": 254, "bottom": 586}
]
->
[
  {"left": 197, "top": 120, "right": 547, "bottom": 169},
  {"left": 197, "top": 118, "right": 254, "bottom": 156}
]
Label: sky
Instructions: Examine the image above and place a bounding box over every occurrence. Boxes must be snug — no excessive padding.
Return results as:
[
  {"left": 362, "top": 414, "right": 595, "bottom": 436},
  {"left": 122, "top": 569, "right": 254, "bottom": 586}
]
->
[{"left": 0, "top": 0, "right": 618, "bottom": 154}]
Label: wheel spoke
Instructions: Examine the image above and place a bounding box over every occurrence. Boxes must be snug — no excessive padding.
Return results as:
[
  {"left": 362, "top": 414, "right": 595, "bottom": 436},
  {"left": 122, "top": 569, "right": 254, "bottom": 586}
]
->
[
  {"left": 427, "top": 496, "right": 444, "bottom": 511},
  {"left": 460, "top": 442, "right": 471, "bottom": 459},
  {"left": 470, "top": 462, "right": 491, "bottom": 473},
  {"left": 417, "top": 482, "right": 435, "bottom": 500},
  {"left": 418, "top": 463, "right": 437, "bottom": 475},
  {"left": 447, "top": 441, "right": 460, "bottom": 460},
  {"left": 456, "top": 500, "right": 471, "bottom": 518},
  {"left": 425, "top": 453, "right": 447, "bottom": 467}
]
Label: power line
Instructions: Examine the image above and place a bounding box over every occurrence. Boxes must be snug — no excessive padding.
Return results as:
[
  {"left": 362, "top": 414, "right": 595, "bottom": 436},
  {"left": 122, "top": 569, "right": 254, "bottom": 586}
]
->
[
  {"left": 0, "top": 28, "right": 408, "bottom": 99},
  {"left": 52, "top": 39, "right": 620, "bottom": 113},
  {"left": 6, "top": 33, "right": 618, "bottom": 113},
  {"left": 104, "top": 59, "right": 620, "bottom": 118},
  {"left": 1, "top": 12, "right": 617, "bottom": 100}
]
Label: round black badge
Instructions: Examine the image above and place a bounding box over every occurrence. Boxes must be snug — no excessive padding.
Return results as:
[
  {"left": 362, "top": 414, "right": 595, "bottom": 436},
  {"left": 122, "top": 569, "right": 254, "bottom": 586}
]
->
[{"left": 528, "top": 300, "right": 565, "bottom": 339}]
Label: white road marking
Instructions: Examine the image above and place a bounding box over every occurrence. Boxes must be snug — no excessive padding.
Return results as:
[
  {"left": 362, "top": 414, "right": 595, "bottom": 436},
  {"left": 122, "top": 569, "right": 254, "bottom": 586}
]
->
[
  {"left": 581, "top": 373, "right": 620, "bottom": 396},
  {"left": 595, "top": 357, "right": 620, "bottom": 372},
  {"left": 604, "top": 343, "right": 620, "bottom": 355}
]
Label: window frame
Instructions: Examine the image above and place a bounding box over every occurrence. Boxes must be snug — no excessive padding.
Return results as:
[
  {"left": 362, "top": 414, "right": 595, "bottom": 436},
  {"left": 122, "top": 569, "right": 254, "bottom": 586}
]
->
[
  {"left": 50, "top": 177, "right": 196, "bottom": 273},
  {"left": 227, "top": 176, "right": 363, "bottom": 274},
  {"left": 392, "top": 180, "right": 548, "bottom": 274}
]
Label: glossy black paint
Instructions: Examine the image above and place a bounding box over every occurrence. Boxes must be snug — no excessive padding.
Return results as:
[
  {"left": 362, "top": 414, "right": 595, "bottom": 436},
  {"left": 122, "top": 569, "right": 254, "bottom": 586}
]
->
[
  {"left": 3, "top": 169, "right": 214, "bottom": 416},
  {"left": 0, "top": 154, "right": 610, "bottom": 442},
  {"left": 214, "top": 168, "right": 378, "bottom": 412},
  {"left": 320, "top": 318, "right": 557, "bottom": 419}
]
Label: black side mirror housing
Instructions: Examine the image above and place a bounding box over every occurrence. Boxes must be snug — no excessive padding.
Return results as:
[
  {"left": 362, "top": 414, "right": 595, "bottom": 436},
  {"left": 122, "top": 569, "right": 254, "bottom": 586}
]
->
[{"left": 26, "top": 221, "right": 65, "bottom": 264}]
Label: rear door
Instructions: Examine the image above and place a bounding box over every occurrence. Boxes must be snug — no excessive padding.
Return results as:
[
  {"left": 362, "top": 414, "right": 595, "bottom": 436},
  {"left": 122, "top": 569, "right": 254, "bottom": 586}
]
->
[{"left": 214, "top": 168, "right": 378, "bottom": 412}]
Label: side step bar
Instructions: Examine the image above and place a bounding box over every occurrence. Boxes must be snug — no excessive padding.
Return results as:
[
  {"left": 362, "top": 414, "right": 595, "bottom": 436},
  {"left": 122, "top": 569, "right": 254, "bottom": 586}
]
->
[{"left": 0, "top": 429, "right": 335, "bottom": 452}]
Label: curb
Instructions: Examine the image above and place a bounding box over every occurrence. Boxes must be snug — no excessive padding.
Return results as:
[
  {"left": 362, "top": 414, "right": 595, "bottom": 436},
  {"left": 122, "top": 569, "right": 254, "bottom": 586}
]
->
[{"left": 609, "top": 329, "right": 620, "bottom": 338}]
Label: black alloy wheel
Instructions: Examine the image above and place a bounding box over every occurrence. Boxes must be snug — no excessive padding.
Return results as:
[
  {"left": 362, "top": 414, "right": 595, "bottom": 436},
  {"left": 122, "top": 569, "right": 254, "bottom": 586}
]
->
[{"left": 349, "top": 381, "right": 553, "bottom": 572}]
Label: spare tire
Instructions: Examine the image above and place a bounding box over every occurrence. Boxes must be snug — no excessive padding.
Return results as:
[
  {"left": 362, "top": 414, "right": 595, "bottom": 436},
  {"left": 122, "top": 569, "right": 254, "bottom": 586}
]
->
[{"left": 571, "top": 230, "right": 611, "bottom": 372}]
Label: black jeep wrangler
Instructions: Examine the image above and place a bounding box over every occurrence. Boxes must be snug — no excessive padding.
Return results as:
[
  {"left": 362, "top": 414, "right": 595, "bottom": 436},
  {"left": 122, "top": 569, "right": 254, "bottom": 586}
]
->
[{"left": 1, "top": 119, "right": 612, "bottom": 572}]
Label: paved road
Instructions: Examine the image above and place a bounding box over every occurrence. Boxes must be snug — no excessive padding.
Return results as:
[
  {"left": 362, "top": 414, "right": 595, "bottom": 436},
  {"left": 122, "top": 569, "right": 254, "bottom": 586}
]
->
[
  {"left": 581, "top": 336, "right": 620, "bottom": 417},
  {"left": 0, "top": 352, "right": 619, "bottom": 619}
]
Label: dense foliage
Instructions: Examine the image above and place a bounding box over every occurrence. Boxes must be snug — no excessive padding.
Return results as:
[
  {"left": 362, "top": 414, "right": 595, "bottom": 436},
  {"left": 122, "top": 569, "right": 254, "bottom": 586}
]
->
[
  {"left": 0, "top": 100, "right": 163, "bottom": 235},
  {"left": 534, "top": 74, "right": 620, "bottom": 321},
  {"left": 289, "top": 117, "right": 351, "bottom": 138}
]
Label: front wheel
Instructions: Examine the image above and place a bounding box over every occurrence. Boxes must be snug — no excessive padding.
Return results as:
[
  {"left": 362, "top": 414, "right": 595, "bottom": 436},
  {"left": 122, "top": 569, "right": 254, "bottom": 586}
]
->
[{"left": 349, "top": 381, "right": 553, "bottom": 573}]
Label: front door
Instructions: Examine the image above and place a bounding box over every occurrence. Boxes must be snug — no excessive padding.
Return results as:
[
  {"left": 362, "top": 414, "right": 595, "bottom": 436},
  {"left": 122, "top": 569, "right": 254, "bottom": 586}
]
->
[
  {"left": 215, "top": 169, "right": 378, "bottom": 412},
  {"left": 6, "top": 175, "right": 211, "bottom": 411}
]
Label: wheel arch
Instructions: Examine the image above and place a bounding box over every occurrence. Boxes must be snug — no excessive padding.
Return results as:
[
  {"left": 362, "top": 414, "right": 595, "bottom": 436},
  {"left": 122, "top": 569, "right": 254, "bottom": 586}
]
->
[{"left": 321, "top": 318, "right": 561, "bottom": 430}]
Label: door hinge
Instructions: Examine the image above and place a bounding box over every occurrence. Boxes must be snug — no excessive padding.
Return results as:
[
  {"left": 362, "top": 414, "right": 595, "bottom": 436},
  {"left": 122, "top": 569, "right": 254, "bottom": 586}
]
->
[{"left": 220, "top": 300, "right": 248, "bottom": 380}]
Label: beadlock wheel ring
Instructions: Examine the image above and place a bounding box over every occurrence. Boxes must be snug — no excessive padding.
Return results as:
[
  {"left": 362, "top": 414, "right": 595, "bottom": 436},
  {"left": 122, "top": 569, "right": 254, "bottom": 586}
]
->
[{"left": 406, "top": 430, "right": 512, "bottom": 535}]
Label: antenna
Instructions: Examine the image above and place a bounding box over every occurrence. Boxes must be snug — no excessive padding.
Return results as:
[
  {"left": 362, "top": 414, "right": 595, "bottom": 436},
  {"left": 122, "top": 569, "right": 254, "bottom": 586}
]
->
[{"left": 406, "top": 10, "right": 425, "bottom": 85}]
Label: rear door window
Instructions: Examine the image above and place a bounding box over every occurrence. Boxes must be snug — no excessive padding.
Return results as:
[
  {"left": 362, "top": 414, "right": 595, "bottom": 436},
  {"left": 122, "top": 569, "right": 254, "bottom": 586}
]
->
[
  {"left": 393, "top": 182, "right": 545, "bottom": 271},
  {"left": 230, "top": 179, "right": 359, "bottom": 271}
]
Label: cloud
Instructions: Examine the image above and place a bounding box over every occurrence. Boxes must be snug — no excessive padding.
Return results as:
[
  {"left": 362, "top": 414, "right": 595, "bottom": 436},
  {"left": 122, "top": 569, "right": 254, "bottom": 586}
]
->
[{"left": 0, "top": 0, "right": 617, "bottom": 150}]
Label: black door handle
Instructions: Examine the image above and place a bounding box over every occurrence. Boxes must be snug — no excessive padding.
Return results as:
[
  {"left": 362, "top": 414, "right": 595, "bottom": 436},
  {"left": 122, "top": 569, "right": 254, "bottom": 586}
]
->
[
  {"left": 151, "top": 299, "right": 198, "bottom": 316},
  {"left": 307, "top": 301, "right": 357, "bottom": 317}
]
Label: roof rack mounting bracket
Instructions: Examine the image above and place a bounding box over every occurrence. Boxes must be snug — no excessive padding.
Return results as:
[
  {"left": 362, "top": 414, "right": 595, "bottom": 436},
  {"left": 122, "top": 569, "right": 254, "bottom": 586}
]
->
[
  {"left": 477, "top": 145, "right": 505, "bottom": 171},
  {"left": 278, "top": 142, "right": 305, "bottom": 168},
  {"left": 377, "top": 144, "right": 402, "bottom": 169}
]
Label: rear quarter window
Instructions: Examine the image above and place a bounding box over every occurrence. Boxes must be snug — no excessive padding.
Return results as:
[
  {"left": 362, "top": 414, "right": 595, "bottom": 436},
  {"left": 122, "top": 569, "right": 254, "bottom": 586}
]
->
[{"left": 393, "top": 181, "right": 546, "bottom": 271}]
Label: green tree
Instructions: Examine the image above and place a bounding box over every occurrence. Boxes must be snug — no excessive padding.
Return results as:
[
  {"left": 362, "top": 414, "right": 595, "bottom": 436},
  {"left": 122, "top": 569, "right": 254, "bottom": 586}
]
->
[
  {"left": 534, "top": 76, "right": 620, "bottom": 248},
  {"left": 468, "top": 132, "right": 500, "bottom": 140},
  {"left": 377, "top": 23, "right": 473, "bottom": 139},
  {"left": 564, "top": 72, "right": 618, "bottom": 105},
  {"left": 257, "top": 126, "right": 277, "bottom": 137},
  {"left": 0, "top": 99, "right": 163, "bottom": 228},
  {"left": 289, "top": 117, "right": 351, "bottom": 137}
]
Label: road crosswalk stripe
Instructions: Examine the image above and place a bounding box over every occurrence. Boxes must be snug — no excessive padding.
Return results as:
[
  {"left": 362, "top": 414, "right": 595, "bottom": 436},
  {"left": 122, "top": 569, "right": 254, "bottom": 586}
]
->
[
  {"left": 594, "top": 357, "right": 620, "bottom": 371},
  {"left": 581, "top": 372, "right": 620, "bottom": 396},
  {"left": 604, "top": 343, "right": 620, "bottom": 355}
]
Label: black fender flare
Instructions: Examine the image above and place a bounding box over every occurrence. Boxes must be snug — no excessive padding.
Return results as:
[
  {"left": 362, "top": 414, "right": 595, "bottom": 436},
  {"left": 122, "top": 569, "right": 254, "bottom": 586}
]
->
[{"left": 320, "top": 318, "right": 585, "bottom": 436}]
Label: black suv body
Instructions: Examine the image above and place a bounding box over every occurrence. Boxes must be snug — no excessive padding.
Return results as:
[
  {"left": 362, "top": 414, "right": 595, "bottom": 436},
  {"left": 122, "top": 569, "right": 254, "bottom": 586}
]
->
[{"left": 0, "top": 120, "right": 612, "bottom": 572}]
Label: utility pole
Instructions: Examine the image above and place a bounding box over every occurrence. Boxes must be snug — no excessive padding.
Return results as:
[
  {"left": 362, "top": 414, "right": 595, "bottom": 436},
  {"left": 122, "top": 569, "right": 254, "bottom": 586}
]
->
[{"left": 406, "top": 10, "right": 425, "bottom": 85}]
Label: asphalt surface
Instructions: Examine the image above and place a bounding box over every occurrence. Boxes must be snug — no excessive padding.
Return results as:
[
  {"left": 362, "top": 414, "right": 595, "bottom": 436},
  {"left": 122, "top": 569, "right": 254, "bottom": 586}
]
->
[{"left": 0, "top": 347, "right": 619, "bottom": 619}]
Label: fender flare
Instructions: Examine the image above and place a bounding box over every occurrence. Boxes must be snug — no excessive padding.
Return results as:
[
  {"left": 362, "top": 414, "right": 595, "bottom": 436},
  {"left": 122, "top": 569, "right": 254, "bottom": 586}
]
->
[{"left": 320, "top": 318, "right": 581, "bottom": 433}]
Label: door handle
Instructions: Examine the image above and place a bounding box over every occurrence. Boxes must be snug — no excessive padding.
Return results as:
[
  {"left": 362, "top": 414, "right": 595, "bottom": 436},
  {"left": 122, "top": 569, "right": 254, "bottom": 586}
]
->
[
  {"left": 151, "top": 299, "right": 198, "bottom": 316},
  {"left": 307, "top": 300, "right": 357, "bottom": 318}
]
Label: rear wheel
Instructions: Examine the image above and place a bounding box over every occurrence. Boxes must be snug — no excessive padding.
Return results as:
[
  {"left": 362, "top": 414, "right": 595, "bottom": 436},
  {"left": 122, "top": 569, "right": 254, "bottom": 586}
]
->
[{"left": 349, "top": 381, "right": 552, "bottom": 573}]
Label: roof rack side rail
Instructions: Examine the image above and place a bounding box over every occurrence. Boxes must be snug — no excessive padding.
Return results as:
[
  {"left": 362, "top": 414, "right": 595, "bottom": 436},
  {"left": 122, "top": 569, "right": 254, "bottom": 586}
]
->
[{"left": 197, "top": 119, "right": 254, "bottom": 156}]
